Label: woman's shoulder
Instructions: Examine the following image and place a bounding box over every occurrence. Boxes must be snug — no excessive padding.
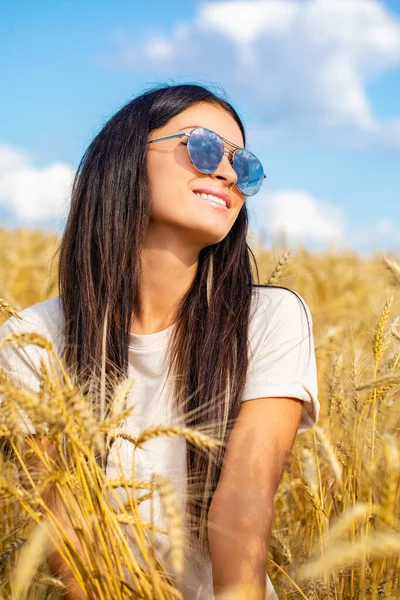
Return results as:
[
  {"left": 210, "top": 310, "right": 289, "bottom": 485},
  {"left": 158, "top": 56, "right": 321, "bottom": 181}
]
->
[
  {"left": 250, "top": 285, "right": 312, "bottom": 324},
  {"left": 0, "top": 296, "right": 64, "bottom": 351},
  {"left": 0, "top": 296, "right": 65, "bottom": 391}
]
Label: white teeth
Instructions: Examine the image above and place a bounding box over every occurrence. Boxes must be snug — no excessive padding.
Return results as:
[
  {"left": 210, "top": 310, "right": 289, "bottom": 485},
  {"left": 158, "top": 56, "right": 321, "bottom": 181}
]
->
[{"left": 194, "top": 192, "right": 227, "bottom": 207}]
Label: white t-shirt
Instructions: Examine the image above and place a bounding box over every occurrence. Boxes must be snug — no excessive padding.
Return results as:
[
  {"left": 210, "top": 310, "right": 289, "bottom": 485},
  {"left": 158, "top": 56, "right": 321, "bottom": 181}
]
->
[{"left": 0, "top": 286, "right": 319, "bottom": 599}]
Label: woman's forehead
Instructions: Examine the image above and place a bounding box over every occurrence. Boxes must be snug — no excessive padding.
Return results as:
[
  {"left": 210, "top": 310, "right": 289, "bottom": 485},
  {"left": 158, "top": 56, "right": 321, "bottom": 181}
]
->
[{"left": 169, "top": 104, "right": 245, "bottom": 147}]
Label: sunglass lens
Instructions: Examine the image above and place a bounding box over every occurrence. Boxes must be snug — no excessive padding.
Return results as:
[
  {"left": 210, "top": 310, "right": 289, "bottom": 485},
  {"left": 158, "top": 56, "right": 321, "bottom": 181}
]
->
[
  {"left": 187, "top": 128, "right": 225, "bottom": 174},
  {"left": 233, "top": 149, "right": 265, "bottom": 196}
]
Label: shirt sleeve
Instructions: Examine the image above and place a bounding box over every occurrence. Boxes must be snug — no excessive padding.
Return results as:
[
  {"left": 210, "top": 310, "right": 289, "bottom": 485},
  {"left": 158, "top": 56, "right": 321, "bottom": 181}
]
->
[
  {"left": 242, "top": 288, "right": 320, "bottom": 434},
  {"left": 0, "top": 310, "right": 61, "bottom": 434}
]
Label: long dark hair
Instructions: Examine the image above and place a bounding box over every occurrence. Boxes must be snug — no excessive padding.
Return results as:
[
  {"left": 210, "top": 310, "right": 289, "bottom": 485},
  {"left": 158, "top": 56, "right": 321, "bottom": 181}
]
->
[{"left": 58, "top": 82, "right": 259, "bottom": 557}]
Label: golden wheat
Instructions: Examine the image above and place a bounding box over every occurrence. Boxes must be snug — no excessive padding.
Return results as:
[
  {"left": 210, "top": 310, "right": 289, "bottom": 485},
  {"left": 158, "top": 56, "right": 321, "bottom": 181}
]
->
[
  {"left": 153, "top": 473, "right": 185, "bottom": 576},
  {"left": 373, "top": 297, "right": 394, "bottom": 366},
  {"left": 265, "top": 248, "right": 293, "bottom": 285},
  {"left": 0, "top": 298, "right": 22, "bottom": 321},
  {"left": 3, "top": 230, "right": 400, "bottom": 598}
]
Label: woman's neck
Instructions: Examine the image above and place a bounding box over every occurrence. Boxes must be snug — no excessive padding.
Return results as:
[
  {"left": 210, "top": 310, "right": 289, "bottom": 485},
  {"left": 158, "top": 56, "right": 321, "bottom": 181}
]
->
[{"left": 131, "top": 234, "right": 199, "bottom": 335}]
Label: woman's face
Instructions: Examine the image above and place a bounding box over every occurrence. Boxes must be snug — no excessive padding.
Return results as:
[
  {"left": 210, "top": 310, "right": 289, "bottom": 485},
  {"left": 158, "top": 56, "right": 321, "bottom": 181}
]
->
[{"left": 146, "top": 102, "right": 246, "bottom": 249}]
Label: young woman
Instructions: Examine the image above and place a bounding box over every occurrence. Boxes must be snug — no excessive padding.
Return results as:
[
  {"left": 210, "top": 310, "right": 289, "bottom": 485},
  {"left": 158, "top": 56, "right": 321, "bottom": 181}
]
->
[{"left": 0, "top": 83, "right": 319, "bottom": 599}]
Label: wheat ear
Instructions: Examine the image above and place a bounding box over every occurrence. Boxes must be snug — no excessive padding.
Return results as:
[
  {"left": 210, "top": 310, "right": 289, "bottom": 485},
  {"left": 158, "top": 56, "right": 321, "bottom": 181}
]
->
[
  {"left": 153, "top": 474, "right": 184, "bottom": 575},
  {"left": 0, "top": 298, "right": 22, "bottom": 320},
  {"left": 373, "top": 297, "right": 394, "bottom": 365},
  {"left": 266, "top": 248, "right": 294, "bottom": 285}
]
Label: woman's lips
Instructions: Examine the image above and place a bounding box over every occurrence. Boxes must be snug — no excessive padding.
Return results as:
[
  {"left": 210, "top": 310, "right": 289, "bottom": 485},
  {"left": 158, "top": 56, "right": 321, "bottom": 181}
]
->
[
  {"left": 192, "top": 191, "right": 229, "bottom": 212},
  {"left": 192, "top": 187, "right": 231, "bottom": 208}
]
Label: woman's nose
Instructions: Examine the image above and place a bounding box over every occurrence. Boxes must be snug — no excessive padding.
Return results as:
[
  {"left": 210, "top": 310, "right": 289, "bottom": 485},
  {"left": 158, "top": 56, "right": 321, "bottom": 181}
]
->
[{"left": 211, "top": 152, "right": 237, "bottom": 188}]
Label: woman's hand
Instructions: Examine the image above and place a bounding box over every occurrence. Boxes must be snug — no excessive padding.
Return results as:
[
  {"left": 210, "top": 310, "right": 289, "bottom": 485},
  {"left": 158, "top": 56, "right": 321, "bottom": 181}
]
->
[{"left": 42, "top": 484, "right": 89, "bottom": 599}]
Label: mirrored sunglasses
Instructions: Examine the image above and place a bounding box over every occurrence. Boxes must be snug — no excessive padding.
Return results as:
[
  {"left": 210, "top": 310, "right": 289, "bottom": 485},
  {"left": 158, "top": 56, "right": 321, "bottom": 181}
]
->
[{"left": 148, "top": 126, "right": 266, "bottom": 197}]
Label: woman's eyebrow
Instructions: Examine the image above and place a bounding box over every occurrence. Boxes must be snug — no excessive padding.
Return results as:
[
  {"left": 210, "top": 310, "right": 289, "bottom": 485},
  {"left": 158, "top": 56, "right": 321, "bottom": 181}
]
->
[
  {"left": 177, "top": 125, "right": 243, "bottom": 148},
  {"left": 178, "top": 125, "right": 198, "bottom": 131}
]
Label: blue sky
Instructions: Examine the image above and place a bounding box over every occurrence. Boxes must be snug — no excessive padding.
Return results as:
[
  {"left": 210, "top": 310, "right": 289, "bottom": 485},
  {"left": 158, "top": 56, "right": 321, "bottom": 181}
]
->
[{"left": 1, "top": 0, "right": 400, "bottom": 253}]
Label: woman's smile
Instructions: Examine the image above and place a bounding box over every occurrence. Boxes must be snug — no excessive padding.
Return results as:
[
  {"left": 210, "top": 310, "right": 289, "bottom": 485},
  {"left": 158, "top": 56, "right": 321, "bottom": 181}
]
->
[{"left": 191, "top": 190, "right": 230, "bottom": 212}]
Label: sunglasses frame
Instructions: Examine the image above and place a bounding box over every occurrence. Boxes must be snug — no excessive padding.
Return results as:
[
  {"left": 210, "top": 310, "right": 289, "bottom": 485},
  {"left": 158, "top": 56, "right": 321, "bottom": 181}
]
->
[{"left": 148, "top": 126, "right": 267, "bottom": 196}]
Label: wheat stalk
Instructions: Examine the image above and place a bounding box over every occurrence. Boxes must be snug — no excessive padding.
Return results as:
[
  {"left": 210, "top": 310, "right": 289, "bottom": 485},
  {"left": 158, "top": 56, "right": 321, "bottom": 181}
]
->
[
  {"left": 110, "top": 378, "right": 134, "bottom": 419},
  {"left": 328, "top": 355, "right": 345, "bottom": 417},
  {"left": 356, "top": 375, "right": 400, "bottom": 392},
  {"left": 10, "top": 520, "right": 50, "bottom": 599},
  {"left": 0, "top": 298, "right": 22, "bottom": 320},
  {"left": 313, "top": 425, "right": 343, "bottom": 487},
  {"left": 373, "top": 297, "right": 394, "bottom": 365},
  {"left": 381, "top": 432, "right": 400, "bottom": 528},
  {"left": 153, "top": 474, "right": 184, "bottom": 575},
  {"left": 135, "top": 425, "right": 223, "bottom": 450},
  {"left": 0, "top": 332, "right": 54, "bottom": 353},
  {"left": 297, "top": 531, "right": 400, "bottom": 579},
  {"left": 63, "top": 387, "right": 103, "bottom": 450},
  {"left": 266, "top": 248, "right": 294, "bottom": 285},
  {"left": 383, "top": 256, "right": 400, "bottom": 283},
  {"left": 302, "top": 448, "right": 323, "bottom": 513},
  {"left": 0, "top": 332, "right": 73, "bottom": 390},
  {"left": 325, "top": 503, "right": 389, "bottom": 544},
  {"left": 0, "top": 536, "right": 27, "bottom": 567}
]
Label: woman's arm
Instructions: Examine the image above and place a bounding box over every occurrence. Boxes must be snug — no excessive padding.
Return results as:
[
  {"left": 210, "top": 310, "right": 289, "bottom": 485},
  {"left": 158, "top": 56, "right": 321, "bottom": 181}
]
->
[{"left": 208, "top": 395, "right": 303, "bottom": 599}]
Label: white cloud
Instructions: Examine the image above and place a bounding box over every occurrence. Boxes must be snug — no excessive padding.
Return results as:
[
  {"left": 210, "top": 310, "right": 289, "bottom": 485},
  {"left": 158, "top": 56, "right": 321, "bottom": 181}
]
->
[
  {"left": 262, "top": 188, "right": 345, "bottom": 245},
  {"left": 102, "top": 0, "right": 400, "bottom": 149},
  {"left": 351, "top": 216, "right": 400, "bottom": 253},
  {"left": 144, "top": 37, "right": 175, "bottom": 61},
  {"left": 256, "top": 191, "right": 400, "bottom": 253},
  {"left": 198, "top": 0, "right": 297, "bottom": 44},
  {"left": 0, "top": 145, "right": 74, "bottom": 222}
]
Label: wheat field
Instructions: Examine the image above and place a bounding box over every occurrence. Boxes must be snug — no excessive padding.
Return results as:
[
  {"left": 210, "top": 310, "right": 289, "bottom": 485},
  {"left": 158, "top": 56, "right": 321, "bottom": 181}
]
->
[{"left": 1, "top": 227, "right": 400, "bottom": 599}]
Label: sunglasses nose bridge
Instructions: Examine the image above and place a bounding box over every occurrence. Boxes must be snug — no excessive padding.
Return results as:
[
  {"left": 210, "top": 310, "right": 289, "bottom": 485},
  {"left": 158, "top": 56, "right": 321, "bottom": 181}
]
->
[
  {"left": 211, "top": 147, "right": 238, "bottom": 188},
  {"left": 223, "top": 147, "right": 235, "bottom": 162}
]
